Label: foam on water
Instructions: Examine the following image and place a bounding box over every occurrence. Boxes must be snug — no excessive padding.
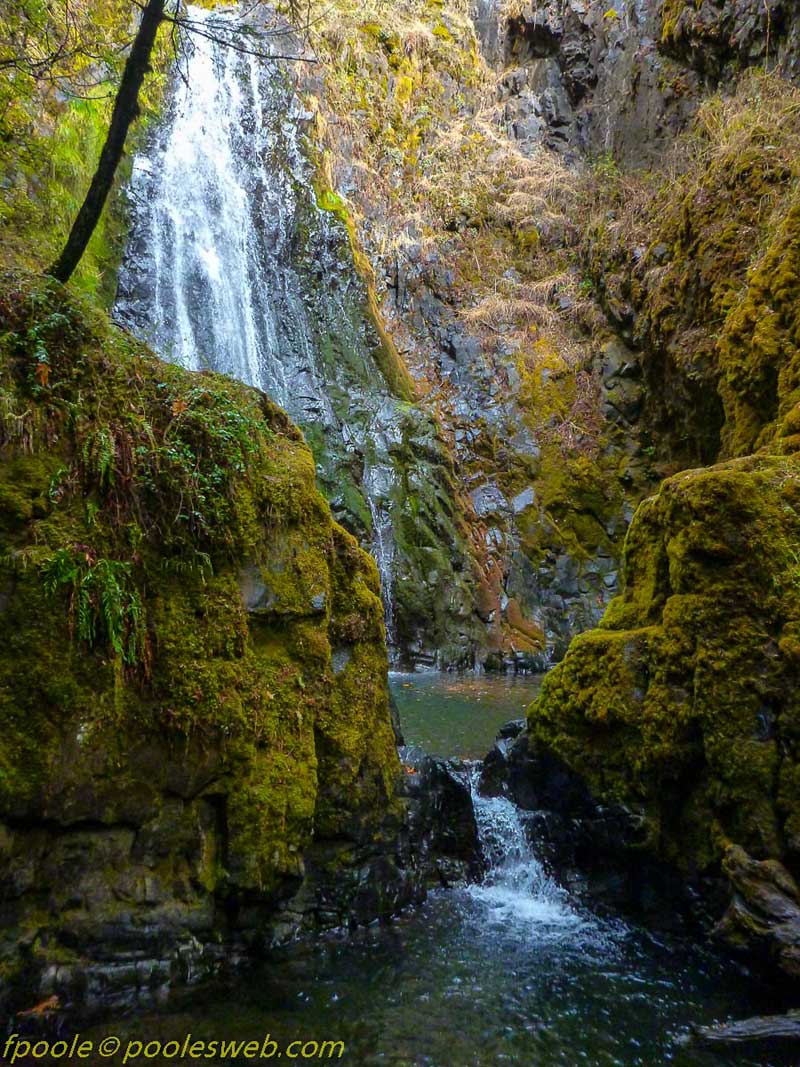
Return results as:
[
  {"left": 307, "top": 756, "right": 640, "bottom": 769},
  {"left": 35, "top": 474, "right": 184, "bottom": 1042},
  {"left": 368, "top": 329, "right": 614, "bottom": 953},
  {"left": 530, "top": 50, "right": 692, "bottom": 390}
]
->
[{"left": 466, "top": 768, "right": 591, "bottom": 942}]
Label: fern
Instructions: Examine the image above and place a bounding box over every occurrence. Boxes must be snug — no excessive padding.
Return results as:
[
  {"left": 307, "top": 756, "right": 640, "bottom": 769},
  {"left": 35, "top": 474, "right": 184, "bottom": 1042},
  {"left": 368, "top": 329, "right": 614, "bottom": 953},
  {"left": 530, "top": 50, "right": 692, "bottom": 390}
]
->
[
  {"left": 40, "top": 550, "right": 145, "bottom": 665},
  {"left": 81, "top": 427, "right": 117, "bottom": 489},
  {"left": 41, "top": 548, "right": 80, "bottom": 597}
]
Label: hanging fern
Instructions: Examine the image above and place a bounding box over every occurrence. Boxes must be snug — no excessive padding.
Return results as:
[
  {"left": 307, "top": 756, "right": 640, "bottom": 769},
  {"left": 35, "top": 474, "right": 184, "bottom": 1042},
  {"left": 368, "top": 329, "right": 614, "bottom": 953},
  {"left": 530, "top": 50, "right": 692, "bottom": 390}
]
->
[{"left": 40, "top": 548, "right": 146, "bottom": 665}]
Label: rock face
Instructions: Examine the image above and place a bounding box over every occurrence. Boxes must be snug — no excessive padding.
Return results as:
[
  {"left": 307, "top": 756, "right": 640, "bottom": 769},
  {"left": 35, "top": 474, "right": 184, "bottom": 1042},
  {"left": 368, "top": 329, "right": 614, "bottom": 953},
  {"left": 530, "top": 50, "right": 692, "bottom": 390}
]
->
[
  {"left": 483, "top": 0, "right": 701, "bottom": 165},
  {"left": 480, "top": 0, "right": 800, "bottom": 165},
  {"left": 661, "top": 0, "right": 800, "bottom": 83},
  {"left": 0, "top": 274, "right": 422, "bottom": 1014},
  {"left": 115, "top": 8, "right": 486, "bottom": 674},
  {"left": 526, "top": 449, "right": 800, "bottom": 970},
  {"left": 399, "top": 749, "right": 484, "bottom": 886},
  {"left": 306, "top": 1, "right": 659, "bottom": 672},
  {"left": 479, "top": 726, "right": 694, "bottom": 921}
]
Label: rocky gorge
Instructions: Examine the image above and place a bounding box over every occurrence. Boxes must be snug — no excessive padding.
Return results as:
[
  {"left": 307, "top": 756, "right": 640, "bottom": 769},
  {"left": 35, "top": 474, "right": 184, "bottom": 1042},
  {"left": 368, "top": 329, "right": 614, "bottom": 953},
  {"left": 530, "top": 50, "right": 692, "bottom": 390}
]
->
[{"left": 0, "top": 0, "right": 799, "bottom": 1053}]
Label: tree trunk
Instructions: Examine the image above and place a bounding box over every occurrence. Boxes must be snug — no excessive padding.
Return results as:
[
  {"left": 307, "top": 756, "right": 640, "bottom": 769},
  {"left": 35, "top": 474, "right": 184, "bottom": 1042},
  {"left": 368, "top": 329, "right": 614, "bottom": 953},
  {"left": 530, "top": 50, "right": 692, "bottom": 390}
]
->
[{"left": 49, "top": 0, "right": 166, "bottom": 284}]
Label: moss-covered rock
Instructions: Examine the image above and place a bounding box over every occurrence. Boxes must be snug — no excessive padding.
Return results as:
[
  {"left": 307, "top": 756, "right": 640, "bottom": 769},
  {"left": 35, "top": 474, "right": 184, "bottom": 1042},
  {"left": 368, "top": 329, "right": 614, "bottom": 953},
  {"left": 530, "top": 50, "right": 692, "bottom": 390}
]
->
[
  {"left": 589, "top": 71, "right": 800, "bottom": 468},
  {"left": 527, "top": 445, "right": 800, "bottom": 966},
  {"left": 0, "top": 272, "right": 412, "bottom": 1012}
]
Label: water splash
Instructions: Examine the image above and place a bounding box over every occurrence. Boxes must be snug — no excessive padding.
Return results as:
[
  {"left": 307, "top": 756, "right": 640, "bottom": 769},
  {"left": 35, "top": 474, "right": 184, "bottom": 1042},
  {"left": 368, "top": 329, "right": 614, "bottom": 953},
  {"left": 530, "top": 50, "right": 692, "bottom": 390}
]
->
[{"left": 467, "top": 768, "right": 585, "bottom": 936}]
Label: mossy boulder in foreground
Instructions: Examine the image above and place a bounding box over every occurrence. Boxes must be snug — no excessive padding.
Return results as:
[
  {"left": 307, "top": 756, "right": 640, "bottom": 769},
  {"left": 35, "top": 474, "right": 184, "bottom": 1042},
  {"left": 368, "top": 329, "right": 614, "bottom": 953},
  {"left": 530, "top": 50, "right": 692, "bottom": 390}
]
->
[
  {"left": 0, "top": 274, "right": 418, "bottom": 1013},
  {"left": 527, "top": 444, "right": 800, "bottom": 976}
]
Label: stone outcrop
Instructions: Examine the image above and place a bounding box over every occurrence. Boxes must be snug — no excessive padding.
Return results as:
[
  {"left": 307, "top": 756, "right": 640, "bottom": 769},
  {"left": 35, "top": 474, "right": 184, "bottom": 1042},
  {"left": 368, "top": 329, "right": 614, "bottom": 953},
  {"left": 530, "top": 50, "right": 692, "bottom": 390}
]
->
[
  {"left": 308, "top": 1, "right": 658, "bottom": 671},
  {"left": 477, "top": 0, "right": 800, "bottom": 166},
  {"left": 525, "top": 447, "right": 800, "bottom": 972},
  {"left": 481, "top": 0, "right": 701, "bottom": 165},
  {"left": 0, "top": 273, "right": 423, "bottom": 1015}
]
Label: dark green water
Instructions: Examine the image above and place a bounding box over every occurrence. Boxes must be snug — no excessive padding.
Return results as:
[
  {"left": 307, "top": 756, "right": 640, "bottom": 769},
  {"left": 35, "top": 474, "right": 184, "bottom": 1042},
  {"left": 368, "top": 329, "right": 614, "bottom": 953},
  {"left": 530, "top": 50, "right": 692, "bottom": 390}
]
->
[
  {"left": 108, "top": 673, "right": 786, "bottom": 1067},
  {"left": 125, "top": 902, "right": 779, "bottom": 1067},
  {"left": 390, "top": 670, "right": 542, "bottom": 757}
]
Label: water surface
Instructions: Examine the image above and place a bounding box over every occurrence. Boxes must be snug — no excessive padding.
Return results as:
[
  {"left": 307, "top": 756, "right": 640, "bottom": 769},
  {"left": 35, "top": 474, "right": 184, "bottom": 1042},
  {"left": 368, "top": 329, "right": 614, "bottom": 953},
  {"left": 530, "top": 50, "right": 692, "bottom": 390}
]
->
[
  {"left": 390, "top": 670, "right": 542, "bottom": 758},
  {"left": 122, "top": 890, "right": 780, "bottom": 1067}
]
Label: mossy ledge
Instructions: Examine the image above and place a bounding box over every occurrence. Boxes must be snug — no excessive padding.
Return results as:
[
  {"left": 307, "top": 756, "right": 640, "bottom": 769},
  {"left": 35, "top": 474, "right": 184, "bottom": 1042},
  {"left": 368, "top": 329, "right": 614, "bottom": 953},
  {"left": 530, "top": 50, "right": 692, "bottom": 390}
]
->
[{"left": 0, "top": 271, "right": 418, "bottom": 1014}]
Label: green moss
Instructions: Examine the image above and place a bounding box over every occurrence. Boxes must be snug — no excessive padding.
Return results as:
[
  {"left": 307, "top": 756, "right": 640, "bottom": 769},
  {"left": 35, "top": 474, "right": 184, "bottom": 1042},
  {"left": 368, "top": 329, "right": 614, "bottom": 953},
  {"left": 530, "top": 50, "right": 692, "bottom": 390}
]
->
[
  {"left": 529, "top": 452, "right": 800, "bottom": 876},
  {"left": 0, "top": 270, "right": 400, "bottom": 921},
  {"left": 316, "top": 526, "right": 398, "bottom": 835},
  {"left": 589, "top": 72, "right": 800, "bottom": 466},
  {"left": 717, "top": 191, "right": 800, "bottom": 455}
]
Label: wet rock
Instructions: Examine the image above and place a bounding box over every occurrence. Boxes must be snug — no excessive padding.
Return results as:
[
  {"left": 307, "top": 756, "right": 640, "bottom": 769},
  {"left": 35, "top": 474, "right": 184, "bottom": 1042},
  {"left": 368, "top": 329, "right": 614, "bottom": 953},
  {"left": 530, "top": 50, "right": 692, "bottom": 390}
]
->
[
  {"left": 399, "top": 749, "right": 483, "bottom": 886},
  {"left": 477, "top": 740, "right": 513, "bottom": 798},
  {"left": 476, "top": 731, "right": 694, "bottom": 922},
  {"left": 388, "top": 690, "right": 405, "bottom": 747},
  {"left": 498, "top": 719, "right": 527, "bottom": 740},
  {"left": 715, "top": 845, "right": 800, "bottom": 977}
]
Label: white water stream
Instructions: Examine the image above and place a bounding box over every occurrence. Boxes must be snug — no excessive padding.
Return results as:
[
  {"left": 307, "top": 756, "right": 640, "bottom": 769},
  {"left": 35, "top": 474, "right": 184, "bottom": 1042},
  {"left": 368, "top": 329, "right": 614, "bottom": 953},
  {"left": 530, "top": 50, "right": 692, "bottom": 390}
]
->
[
  {"left": 468, "top": 767, "right": 585, "bottom": 935},
  {"left": 116, "top": 5, "right": 401, "bottom": 640}
]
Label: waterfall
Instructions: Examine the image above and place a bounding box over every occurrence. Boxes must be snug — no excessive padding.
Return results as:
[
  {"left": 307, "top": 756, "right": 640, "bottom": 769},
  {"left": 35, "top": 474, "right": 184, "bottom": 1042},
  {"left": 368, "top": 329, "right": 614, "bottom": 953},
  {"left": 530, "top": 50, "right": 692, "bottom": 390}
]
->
[
  {"left": 116, "top": 6, "right": 310, "bottom": 404},
  {"left": 362, "top": 461, "right": 397, "bottom": 653},
  {"left": 468, "top": 769, "right": 583, "bottom": 934},
  {"left": 116, "top": 5, "right": 402, "bottom": 649}
]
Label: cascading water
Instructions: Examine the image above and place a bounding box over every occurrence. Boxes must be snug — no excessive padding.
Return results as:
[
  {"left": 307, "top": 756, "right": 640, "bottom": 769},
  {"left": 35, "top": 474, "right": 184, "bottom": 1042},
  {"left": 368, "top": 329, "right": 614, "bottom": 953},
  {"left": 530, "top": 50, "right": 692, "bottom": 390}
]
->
[
  {"left": 467, "top": 768, "right": 584, "bottom": 935},
  {"left": 363, "top": 461, "right": 397, "bottom": 654},
  {"left": 117, "top": 7, "right": 311, "bottom": 402},
  {"left": 116, "top": 4, "right": 414, "bottom": 648}
]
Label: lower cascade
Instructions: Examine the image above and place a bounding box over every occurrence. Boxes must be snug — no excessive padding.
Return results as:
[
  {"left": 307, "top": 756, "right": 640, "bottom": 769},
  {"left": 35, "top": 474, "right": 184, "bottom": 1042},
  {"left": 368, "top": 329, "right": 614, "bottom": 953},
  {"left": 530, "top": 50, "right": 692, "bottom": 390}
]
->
[{"left": 467, "top": 767, "right": 581, "bottom": 934}]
